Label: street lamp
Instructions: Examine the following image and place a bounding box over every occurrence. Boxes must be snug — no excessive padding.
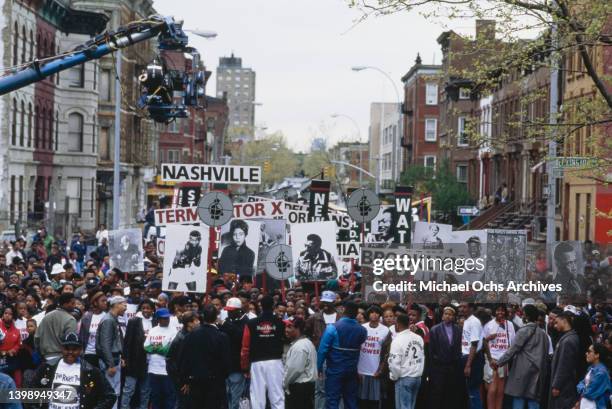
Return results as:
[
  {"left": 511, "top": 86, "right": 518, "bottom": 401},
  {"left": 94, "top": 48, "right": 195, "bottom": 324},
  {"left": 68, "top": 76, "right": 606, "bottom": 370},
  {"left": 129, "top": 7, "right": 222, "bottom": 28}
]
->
[
  {"left": 185, "top": 29, "right": 218, "bottom": 39},
  {"left": 351, "top": 65, "right": 403, "bottom": 195}
]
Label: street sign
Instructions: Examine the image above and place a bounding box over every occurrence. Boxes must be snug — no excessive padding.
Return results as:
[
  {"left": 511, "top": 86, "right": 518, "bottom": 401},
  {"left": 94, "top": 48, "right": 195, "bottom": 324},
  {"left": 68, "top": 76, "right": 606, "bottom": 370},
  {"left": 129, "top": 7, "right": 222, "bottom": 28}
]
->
[
  {"left": 457, "top": 206, "right": 480, "bottom": 217},
  {"left": 554, "top": 157, "right": 598, "bottom": 169}
]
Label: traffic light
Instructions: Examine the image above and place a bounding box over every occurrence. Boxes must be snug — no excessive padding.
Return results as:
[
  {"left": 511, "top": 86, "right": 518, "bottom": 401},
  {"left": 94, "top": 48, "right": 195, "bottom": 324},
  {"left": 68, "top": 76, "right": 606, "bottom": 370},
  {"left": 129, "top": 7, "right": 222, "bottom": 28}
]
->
[
  {"left": 263, "top": 161, "right": 271, "bottom": 173},
  {"left": 323, "top": 165, "right": 335, "bottom": 179}
]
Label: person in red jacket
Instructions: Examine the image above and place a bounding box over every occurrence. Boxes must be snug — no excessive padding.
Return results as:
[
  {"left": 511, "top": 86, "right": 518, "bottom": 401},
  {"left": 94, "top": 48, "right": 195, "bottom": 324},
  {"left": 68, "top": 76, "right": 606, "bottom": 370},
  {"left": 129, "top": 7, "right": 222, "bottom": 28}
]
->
[{"left": 0, "top": 306, "right": 22, "bottom": 384}]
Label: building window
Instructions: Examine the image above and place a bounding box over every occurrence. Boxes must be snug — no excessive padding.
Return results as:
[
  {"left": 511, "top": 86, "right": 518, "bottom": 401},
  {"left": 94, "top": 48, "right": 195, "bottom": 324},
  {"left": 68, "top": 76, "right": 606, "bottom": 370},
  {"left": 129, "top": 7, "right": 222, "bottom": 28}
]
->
[
  {"left": 167, "top": 120, "right": 179, "bottom": 133},
  {"left": 425, "top": 118, "right": 437, "bottom": 141},
  {"left": 426, "top": 83, "right": 438, "bottom": 105},
  {"left": 19, "top": 101, "right": 25, "bottom": 146},
  {"left": 66, "top": 64, "right": 85, "bottom": 88},
  {"left": 93, "top": 63, "right": 97, "bottom": 90},
  {"left": 29, "top": 30, "right": 33, "bottom": 61},
  {"left": 41, "top": 108, "right": 47, "bottom": 149},
  {"left": 34, "top": 106, "right": 39, "bottom": 148},
  {"left": 66, "top": 177, "right": 82, "bottom": 216},
  {"left": 68, "top": 113, "right": 84, "bottom": 152},
  {"left": 12, "top": 99, "right": 17, "bottom": 145},
  {"left": 99, "top": 126, "right": 110, "bottom": 160},
  {"left": 92, "top": 115, "right": 96, "bottom": 153},
  {"left": 424, "top": 155, "right": 436, "bottom": 170},
  {"left": 55, "top": 111, "right": 59, "bottom": 151},
  {"left": 456, "top": 164, "right": 468, "bottom": 184},
  {"left": 47, "top": 110, "right": 53, "bottom": 150},
  {"left": 21, "top": 26, "right": 26, "bottom": 64},
  {"left": 100, "top": 69, "right": 111, "bottom": 101},
  {"left": 459, "top": 88, "right": 471, "bottom": 100},
  {"left": 457, "top": 116, "right": 468, "bottom": 146},
  {"left": 27, "top": 103, "right": 32, "bottom": 147},
  {"left": 13, "top": 23, "right": 18, "bottom": 66},
  {"left": 168, "top": 149, "right": 181, "bottom": 163}
]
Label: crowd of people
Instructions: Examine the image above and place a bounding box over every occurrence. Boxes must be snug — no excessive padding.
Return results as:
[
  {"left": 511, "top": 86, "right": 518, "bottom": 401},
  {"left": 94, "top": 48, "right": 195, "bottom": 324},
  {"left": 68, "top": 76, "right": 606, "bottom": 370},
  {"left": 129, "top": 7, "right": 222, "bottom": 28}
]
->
[{"left": 0, "top": 227, "right": 609, "bottom": 409}]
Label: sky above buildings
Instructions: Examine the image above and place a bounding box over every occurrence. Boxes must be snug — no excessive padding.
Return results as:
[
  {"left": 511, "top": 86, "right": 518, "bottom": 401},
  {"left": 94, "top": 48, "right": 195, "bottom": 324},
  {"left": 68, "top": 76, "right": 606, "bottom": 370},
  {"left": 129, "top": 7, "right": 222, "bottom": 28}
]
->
[{"left": 155, "top": 0, "right": 465, "bottom": 152}]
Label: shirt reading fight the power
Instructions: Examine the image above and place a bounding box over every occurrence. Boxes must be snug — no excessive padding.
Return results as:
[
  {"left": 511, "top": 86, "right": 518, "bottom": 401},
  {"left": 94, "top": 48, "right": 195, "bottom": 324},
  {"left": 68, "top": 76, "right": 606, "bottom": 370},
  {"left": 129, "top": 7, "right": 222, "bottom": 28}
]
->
[{"left": 357, "top": 323, "right": 390, "bottom": 376}]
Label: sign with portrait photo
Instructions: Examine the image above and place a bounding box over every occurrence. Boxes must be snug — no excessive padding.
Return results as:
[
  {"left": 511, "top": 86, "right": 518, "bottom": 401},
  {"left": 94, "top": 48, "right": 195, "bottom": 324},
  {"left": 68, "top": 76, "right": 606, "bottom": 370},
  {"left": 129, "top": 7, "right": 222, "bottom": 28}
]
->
[
  {"left": 218, "top": 219, "right": 261, "bottom": 277},
  {"left": 162, "top": 225, "right": 209, "bottom": 293},
  {"left": 109, "top": 228, "right": 144, "bottom": 273},
  {"left": 290, "top": 221, "right": 339, "bottom": 282},
  {"left": 413, "top": 222, "right": 453, "bottom": 249},
  {"left": 552, "top": 241, "right": 585, "bottom": 296}
]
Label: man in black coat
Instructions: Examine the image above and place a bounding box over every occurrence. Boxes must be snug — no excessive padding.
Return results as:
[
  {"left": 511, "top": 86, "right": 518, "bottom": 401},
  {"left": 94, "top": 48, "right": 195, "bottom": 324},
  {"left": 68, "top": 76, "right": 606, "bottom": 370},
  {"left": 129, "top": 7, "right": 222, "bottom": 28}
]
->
[
  {"left": 34, "top": 332, "right": 116, "bottom": 409},
  {"left": 549, "top": 311, "right": 581, "bottom": 409},
  {"left": 179, "top": 305, "right": 231, "bottom": 409},
  {"left": 428, "top": 306, "right": 465, "bottom": 409},
  {"left": 166, "top": 311, "right": 200, "bottom": 409},
  {"left": 122, "top": 300, "right": 155, "bottom": 409}
]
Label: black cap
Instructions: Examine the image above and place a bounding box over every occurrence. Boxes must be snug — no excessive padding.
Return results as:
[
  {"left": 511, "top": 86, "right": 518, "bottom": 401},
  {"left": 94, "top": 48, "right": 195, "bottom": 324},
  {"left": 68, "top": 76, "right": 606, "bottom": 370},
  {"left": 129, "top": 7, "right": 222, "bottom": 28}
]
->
[
  {"left": 7, "top": 284, "right": 19, "bottom": 290},
  {"left": 149, "top": 280, "right": 162, "bottom": 289},
  {"left": 62, "top": 332, "right": 81, "bottom": 347}
]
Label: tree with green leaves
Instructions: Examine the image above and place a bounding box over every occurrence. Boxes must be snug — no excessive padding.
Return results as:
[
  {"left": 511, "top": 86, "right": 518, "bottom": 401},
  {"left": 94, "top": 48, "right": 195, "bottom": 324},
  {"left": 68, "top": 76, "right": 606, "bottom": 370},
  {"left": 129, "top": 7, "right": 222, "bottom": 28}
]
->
[
  {"left": 401, "top": 160, "right": 474, "bottom": 225},
  {"left": 229, "top": 132, "right": 299, "bottom": 188}
]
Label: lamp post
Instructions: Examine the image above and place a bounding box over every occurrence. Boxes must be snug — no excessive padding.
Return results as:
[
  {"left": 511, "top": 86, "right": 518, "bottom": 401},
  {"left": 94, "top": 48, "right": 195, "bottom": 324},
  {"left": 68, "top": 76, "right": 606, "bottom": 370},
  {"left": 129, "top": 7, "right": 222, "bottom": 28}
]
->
[{"left": 351, "top": 65, "right": 402, "bottom": 194}]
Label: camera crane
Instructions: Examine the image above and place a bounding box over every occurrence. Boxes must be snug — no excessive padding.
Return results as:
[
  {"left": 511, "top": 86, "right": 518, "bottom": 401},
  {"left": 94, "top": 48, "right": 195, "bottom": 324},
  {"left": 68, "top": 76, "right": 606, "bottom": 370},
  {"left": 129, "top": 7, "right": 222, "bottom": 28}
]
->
[{"left": 0, "top": 15, "right": 206, "bottom": 123}]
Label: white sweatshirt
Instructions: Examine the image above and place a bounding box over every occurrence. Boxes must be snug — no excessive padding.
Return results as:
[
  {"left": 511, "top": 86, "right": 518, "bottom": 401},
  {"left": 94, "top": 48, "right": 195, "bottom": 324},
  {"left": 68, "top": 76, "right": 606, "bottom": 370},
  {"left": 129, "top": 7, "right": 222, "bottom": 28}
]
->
[{"left": 388, "top": 329, "right": 425, "bottom": 381}]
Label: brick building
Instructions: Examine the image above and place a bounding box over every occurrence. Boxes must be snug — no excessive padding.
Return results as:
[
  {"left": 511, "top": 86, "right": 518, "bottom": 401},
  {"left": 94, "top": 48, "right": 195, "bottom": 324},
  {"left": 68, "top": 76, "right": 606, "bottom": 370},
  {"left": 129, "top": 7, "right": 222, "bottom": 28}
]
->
[
  {"left": 401, "top": 54, "right": 441, "bottom": 171},
  {"left": 328, "top": 142, "right": 370, "bottom": 189}
]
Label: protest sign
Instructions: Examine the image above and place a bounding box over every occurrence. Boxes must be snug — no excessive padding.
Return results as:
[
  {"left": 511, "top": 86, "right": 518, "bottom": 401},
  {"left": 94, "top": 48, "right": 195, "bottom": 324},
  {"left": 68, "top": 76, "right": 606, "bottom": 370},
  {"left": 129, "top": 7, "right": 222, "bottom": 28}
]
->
[
  {"left": 218, "top": 219, "right": 261, "bottom": 277},
  {"left": 162, "top": 225, "right": 209, "bottom": 293},
  {"left": 308, "top": 180, "right": 331, "bottom": 222},
  {"left": 109, "top": 229, "right": 144, "bottom": 272},
  {"left": 291, "top": 221, "right": 339, "bottom": 281}
]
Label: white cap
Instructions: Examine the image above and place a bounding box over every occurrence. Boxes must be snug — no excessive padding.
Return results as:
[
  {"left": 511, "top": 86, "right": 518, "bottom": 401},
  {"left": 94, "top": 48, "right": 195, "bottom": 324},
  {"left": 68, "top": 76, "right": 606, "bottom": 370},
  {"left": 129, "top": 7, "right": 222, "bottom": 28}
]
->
[
  {"left": 564, "top": 305, "right": 578, "bottom": 315},
  {"left": 224, "top": 297, "right": 242, "bottom": 311},
  {"left": 50, "top": 263, "right": 65, "bottom": 276},
  {"left": 320, "top": 291, "right": 336, "bottom": 303},
  {"left": 109, "top": 296, "right": 127, "bottom": 306}
]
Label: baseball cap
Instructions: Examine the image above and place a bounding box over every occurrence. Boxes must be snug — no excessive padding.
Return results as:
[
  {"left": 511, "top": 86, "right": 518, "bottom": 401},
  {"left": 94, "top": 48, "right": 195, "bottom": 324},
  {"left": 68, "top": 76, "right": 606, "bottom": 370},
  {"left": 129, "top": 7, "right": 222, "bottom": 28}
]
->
[
  {"left": 564, "top": 305, "right": 578, "bottom": 315},
  {"left": 155, "top": 308, "right": 171, "bottom": 319},
  {"left": 224, "top": 298, "right": 242, "bottom": 311},
  {"left": 50, "top": 263, "right": 65, "bottom": 276},
  {"left": 320, "top": 291, "right": 336, "bottom": 303},
  {"left": 109, "top": 296, "right": 127, "bottom": 306},
  {"left": 62, "top": 332, "right": 81, "bottom": 347}
]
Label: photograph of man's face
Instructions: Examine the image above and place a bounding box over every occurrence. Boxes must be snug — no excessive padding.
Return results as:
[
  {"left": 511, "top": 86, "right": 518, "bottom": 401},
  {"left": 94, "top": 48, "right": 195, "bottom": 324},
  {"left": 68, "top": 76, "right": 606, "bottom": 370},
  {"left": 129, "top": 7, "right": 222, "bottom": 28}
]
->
[
  {"left": 378, "top": 211, "right": 392, "bottom": 234},
  {"left": 121, "top": 235, "right": 130, "bottom": 248},
  {"left": 558, "top": 250, "right": 578, "bottom": 276},
  {"left": 189, "top": 234, "right": 201, "bottom": 246},
  {"left": 468, "top": 241, "right": 481, "bottom": 258}
]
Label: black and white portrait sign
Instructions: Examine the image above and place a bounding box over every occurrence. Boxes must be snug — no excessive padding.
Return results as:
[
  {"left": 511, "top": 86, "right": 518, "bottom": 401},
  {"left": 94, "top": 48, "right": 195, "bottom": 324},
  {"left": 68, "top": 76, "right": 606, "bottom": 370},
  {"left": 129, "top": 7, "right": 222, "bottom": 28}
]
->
[
  {"left": 365, "top": 206, "right": 396, "bottom": 243},
  {"left": 218, "top": 219, "right": 261, "bottom": 277},
  {"left": 413, "top": 222, "right": 453, "bottom": 249},
  {"left": 109, "top": 228, "right": 144, "bottom": 273},
  {"left": 163, "top": 225, "right": 209, "bottom": 293},
  {"left": 552, "top": 241, "right": 585, "bottom": 295},
  {"left": 256, "top": 219, "right": 287, "bottom": 274},
  {"left": 291, "top": 221, "right": 339, "bottom": 282},
  {"left": 485, "top": 230, "right": 527, "bottom": 284}
]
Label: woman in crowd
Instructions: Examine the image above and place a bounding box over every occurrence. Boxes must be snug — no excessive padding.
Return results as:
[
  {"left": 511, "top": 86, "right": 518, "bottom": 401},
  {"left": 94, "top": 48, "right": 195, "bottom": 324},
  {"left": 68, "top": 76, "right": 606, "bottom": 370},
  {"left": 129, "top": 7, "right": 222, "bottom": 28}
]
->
[
  {"left": 576, "top": 343, "right": 611, "bottom": 408},
  {"left": 0, "top": 307, "right": 22, "bottom": 385}
]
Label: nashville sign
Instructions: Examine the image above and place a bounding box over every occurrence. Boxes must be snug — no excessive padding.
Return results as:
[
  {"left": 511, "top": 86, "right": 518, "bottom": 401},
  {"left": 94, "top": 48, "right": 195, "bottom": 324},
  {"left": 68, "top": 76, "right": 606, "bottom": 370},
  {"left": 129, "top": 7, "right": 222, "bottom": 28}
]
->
[{"left": 161, "top": 164, "right": 261, "bottom": 185}]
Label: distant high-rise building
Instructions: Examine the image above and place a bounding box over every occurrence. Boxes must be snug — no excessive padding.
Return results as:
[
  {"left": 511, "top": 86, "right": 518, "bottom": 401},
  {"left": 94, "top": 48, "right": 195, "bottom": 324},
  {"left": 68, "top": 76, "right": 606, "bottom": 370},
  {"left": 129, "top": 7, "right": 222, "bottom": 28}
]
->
[{"left": 216, "top": 53, "right": 256, "bottom": 140}]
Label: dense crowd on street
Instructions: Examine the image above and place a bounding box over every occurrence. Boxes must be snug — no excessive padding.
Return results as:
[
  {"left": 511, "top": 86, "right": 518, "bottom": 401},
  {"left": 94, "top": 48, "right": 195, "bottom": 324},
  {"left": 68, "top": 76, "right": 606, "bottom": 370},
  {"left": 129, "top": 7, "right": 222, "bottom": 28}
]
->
[{"left": 0, "top": 226, "right": 609, "bottom": 409}]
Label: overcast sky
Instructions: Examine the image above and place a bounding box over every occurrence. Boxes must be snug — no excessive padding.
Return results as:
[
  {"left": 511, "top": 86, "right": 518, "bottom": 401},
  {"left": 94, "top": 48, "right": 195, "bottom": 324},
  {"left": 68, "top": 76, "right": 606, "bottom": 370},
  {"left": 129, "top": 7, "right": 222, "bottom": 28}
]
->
[{"left": 154, "top": 0, "right": 471, "bottom": 152}]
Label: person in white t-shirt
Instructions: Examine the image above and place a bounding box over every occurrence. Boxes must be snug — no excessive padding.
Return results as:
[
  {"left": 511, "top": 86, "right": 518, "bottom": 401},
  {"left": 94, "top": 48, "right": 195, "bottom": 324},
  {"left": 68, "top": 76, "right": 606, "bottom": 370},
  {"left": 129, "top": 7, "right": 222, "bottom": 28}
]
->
[
  {"left": 78, "top": 292, "right": 107, "bottom": 367},
  {"left": 144, "top": 308, "right": 178, "bottom": 409},
  {"left": 483, "top": 305, "right": 516, "bottom": 409},
  {"left": 388, "top": 314, "right": 425, "bottom": 409},
  {"left": 459, "top": 302, "right": 485, "bottom": 409},
  {"left": 357, "top": 305, "right": 390, "bottom": 407}
]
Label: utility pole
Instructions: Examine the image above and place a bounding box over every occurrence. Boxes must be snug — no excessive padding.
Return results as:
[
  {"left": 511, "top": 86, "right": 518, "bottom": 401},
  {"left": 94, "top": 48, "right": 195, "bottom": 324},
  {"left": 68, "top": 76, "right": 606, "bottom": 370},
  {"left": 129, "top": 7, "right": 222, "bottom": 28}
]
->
[
  {"left": 546, "top": 4, "right": 559, "bottom": 251},
  {"left": 112, "top": 50, "right": 121, "bottom": 230}
]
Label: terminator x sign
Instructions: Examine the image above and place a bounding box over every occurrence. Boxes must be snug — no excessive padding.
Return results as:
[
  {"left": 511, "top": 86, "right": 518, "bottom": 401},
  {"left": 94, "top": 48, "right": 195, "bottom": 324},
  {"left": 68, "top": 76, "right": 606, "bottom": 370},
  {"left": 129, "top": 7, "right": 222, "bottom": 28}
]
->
[
  {"left": 155, "top": 200, "right": 285, "bottom": 226},
  {"left": 161, "top": 164, "right": 261, "bottom": 185}
]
